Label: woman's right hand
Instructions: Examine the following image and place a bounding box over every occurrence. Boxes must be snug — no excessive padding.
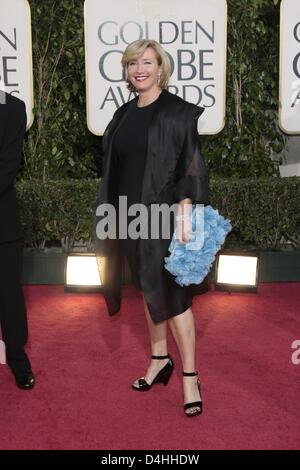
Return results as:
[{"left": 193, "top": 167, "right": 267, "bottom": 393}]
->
[
  {"left": 176, "top": 216, "right": 192, "bottom": 244},
  {"left": 176, "top": 200, "right": 192, "bottom": 243}
]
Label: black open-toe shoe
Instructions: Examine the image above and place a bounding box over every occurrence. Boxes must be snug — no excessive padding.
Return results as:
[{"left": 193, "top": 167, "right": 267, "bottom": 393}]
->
[
  {"left": 183, "top": 371, "right": 203, "bottom": 417},
  {"left": 132, "top": 354, "right": 174, "bottom": 391}
]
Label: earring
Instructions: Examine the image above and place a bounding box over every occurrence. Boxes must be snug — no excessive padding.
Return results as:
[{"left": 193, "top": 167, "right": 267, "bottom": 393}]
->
[{"left": 157, "top": 74, "right": 161, "bottom": 83}]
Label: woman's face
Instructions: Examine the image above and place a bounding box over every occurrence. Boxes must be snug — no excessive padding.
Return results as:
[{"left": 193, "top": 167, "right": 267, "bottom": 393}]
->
[{"left": 127, "top": 47, "right": 162, "bottom": 93}]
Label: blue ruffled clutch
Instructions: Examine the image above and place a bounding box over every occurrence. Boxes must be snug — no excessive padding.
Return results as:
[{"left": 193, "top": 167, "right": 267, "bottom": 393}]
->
[{"left": 164, "top": 205, "right": 232, "bottom": 286}]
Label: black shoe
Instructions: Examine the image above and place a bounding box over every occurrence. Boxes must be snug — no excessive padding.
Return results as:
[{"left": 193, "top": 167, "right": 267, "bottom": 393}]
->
[
  {"left": 15, "top": 371, "right": 35, "bottom": 390},
  {"left": 183, "top": 371, "right": 202, "bottom": 417},
  {"left": 132, "top": 354, "right": 174, "bottom": 391}
]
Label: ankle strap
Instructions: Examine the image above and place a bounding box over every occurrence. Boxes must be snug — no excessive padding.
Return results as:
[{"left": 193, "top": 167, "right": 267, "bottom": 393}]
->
[
  {"left": 152, "top": 354, "right": 169, "bottom": 360},
  {"left": 183, "top": 371, "right": 198, "bottom": 377}
]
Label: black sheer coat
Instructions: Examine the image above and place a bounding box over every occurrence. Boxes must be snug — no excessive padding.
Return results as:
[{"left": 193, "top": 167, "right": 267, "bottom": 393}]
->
[{"left": 95, "top": 89, "right": 209, "bottom": 323}]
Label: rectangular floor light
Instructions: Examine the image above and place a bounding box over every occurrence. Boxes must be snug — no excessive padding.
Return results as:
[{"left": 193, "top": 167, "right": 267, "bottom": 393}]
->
[
  {"left": 64, "top": 253, "right": 102, "bottom": 292},
  {"left": 215, "top": 251, "right": 259, "bottom": 292}
]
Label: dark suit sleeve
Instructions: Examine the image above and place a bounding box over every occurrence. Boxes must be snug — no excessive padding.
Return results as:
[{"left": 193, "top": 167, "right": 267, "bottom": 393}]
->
[
  {"left": 101, "top": 108, "right": 120, "bottom": 175},
  {"left": 173, "top": 114, "right": 209, "bottom": 205},
  {"left": 0, "top": 100, "right": 26, "bottom": 198}
]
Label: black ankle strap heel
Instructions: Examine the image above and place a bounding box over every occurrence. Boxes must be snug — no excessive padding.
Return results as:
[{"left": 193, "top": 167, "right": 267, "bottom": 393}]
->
[
  {"left": 132, "top": 354, "right": 174, "bottom": 391},
  {"left": 152, "top": 354, "right": 170, "bottom": 360},
  {"left": 183, "top": 371, "right": 198, "bottom": 377},
  {"left": 183, "top": 371, "right": 203, "bottom": 417}
]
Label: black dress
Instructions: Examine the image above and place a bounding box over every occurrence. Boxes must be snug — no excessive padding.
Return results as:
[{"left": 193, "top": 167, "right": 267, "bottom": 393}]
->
[
  {"left": 112, "top": 99, "right": 158, "bottom": 290},
  {"left": 96, "top": 89, "right": 209, "bottom": 322}
]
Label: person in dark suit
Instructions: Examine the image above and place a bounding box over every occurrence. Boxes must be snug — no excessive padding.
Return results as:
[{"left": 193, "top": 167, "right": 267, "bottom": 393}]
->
[{"left": 0, "top": 90, "right": 35, "bottom": 389}]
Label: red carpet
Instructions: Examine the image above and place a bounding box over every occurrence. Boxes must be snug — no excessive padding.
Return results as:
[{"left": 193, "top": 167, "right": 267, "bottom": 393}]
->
[{"left": 0, "top": 283, "right": 299, "bottom": 450}]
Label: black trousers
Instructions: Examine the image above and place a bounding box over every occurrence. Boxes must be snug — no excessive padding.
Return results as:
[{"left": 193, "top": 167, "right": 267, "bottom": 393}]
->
[{"left": 0, "top": 241, "right": 31, "bottom": 376}]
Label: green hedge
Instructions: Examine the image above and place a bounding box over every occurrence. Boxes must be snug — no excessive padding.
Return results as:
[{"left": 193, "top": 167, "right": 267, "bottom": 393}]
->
[
  {"left": 17, "top": 179, "right": 98, "bottom": 250},
  {"left": 209, "top": 177, "right": 300, "bottom": 249},
  {"left": 16, "top": 177, "right": 300, "bottom": 251}
]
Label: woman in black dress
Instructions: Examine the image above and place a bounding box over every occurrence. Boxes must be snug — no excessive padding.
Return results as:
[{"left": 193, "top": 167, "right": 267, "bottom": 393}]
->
[{"left": 96, "top": 40, "right": 209, "bottom": 417}]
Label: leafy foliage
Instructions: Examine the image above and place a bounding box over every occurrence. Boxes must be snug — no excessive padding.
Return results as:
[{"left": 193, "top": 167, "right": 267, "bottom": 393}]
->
[
  {"left": 16, "top": 178, "right": 300, "bottom": 250},
  {"left": 17, "top": 179, "right": 98, "bottom": 250},
  {"left": 202, "top": 0, "right": 284, "bottom": 177},
  {"left": 23, "top": 0, "right": 285, "bottom": 179},
  {"left": 24, "top": 0, "right": 99, "bottom": 180}
]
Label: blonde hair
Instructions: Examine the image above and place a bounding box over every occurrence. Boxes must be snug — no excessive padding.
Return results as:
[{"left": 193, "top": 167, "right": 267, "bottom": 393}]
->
[{"left": 121, "top": 39, "right": 171, "bottom": 91}]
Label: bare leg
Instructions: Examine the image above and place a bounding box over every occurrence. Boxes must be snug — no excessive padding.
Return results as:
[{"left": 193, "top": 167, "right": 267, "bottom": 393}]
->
[
  {"left": 168, "top": 307, "right": 202, "bottom": 414},
  {"left": 133, "top": 294, "right": 169, "bottom": 386}
]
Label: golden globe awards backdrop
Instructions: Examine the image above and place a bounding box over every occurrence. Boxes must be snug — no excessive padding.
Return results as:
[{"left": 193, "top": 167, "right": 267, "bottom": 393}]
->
[
  {"left": 280, "top": 0, "right": 300, "bottom": 133},
  {"left": 0, "top": 0, "right": 34, "bottom": 129},
  {"left": 84, "top": 0, "right": 227, "bottom": 135}
]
